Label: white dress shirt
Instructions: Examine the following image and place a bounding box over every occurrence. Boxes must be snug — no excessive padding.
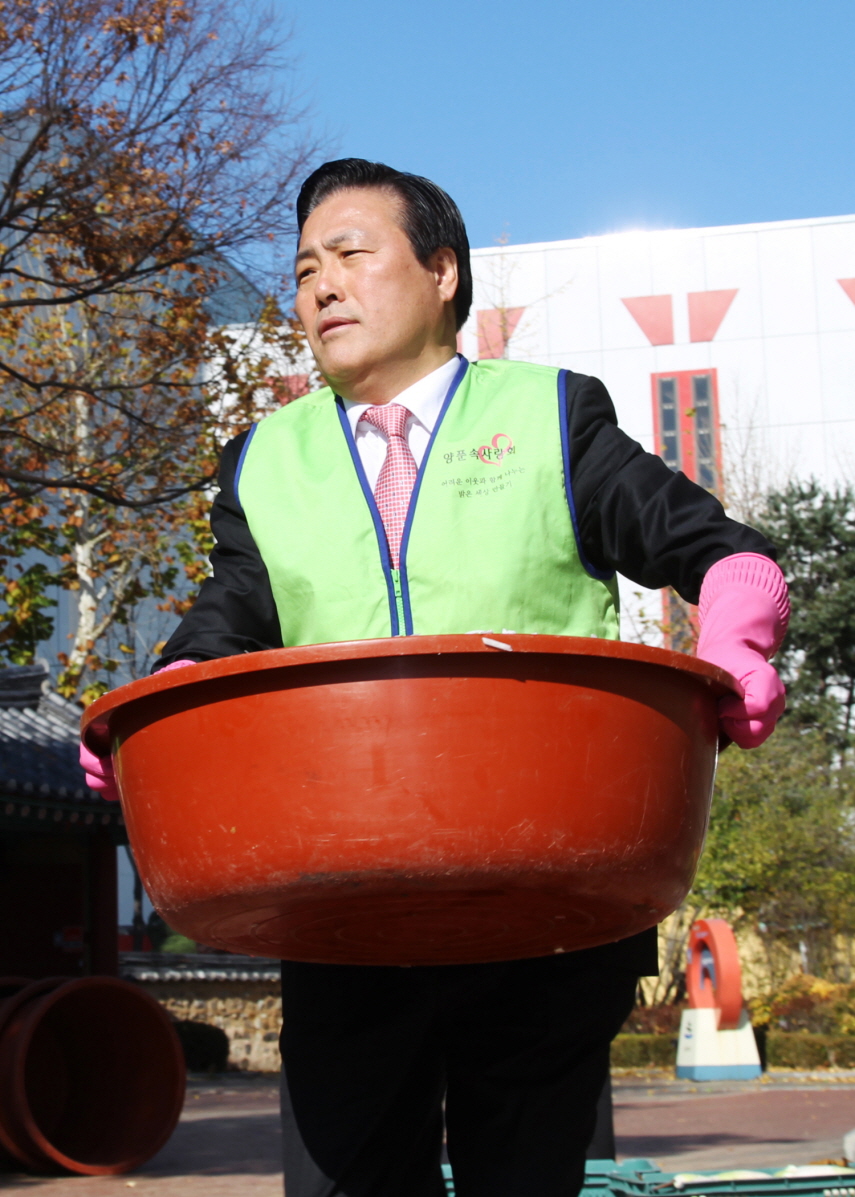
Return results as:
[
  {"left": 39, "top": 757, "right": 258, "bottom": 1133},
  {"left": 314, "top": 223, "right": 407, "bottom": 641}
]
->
[{"left": 343, "top": 355, "right": 461, "bottom": 493}]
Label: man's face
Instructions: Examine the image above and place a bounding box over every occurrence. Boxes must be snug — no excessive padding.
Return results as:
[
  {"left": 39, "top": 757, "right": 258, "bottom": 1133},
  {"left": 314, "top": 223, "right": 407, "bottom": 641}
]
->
[{"left": 294, "top": 187, "right": 457, "bottom": 398}]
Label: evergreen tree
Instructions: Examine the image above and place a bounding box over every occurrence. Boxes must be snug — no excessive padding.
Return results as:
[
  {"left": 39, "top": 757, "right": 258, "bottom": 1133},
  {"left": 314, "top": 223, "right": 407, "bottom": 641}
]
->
[{"left": 757, "top": 481, "right": 855, "bottom": 743}]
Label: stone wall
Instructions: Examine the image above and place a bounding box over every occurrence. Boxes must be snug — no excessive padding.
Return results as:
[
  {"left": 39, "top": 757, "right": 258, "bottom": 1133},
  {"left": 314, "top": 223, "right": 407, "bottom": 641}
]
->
[{"left": 141, "top": 979, "right": 282, "bottom": 1072}]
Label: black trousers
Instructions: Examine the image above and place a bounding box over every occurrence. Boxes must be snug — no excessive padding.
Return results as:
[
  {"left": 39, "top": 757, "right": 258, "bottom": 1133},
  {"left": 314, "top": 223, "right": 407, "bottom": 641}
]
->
[{"left": 279, "top": 954, "right": 637, "bottom": 1197}]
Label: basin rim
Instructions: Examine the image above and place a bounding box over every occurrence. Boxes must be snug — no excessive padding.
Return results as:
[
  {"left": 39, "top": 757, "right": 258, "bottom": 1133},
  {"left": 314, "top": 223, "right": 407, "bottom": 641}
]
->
[{"left": 81, "top": 633, "right": 737, "bottom": 752}]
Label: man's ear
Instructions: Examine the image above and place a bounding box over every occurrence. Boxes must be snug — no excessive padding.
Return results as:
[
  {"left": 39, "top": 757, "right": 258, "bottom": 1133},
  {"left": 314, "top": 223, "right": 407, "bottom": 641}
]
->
[{"left": 431, "top": 247, "right": 459, "bottom": 305}]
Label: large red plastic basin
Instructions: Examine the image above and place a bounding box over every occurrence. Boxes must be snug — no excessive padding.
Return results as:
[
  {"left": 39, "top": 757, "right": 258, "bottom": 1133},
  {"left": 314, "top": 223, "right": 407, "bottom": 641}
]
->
[{"left": 81, "top": 635, "right": 733, "bottom": 966}]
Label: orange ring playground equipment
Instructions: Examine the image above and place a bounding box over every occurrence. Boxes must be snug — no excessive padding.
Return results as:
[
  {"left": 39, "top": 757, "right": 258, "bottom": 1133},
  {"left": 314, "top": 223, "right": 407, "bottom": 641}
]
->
[
  {"left": 686, "top": 917, "right": 744, "bottom": 1030},
  {"left": 677, "top": 917, "right": 761, "bottom": 1079}
]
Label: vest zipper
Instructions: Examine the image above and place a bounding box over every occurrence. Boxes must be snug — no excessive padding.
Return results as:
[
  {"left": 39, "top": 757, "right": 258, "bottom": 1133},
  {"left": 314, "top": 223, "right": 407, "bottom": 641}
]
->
[
  {"left": 334, "top": 358, "right": 469, "bottom": 641},
  {"left": 391, "top": 568, "right": 405, "bottom": 634},
  {"left": 393, "top": 357, "right": 470, "bottom": 637}
]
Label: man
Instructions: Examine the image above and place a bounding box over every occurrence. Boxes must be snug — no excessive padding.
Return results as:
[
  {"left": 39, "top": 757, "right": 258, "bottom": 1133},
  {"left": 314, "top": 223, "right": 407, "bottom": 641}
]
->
[{"left": 83, "top": 159, "right": 789, "bottom": 1197}]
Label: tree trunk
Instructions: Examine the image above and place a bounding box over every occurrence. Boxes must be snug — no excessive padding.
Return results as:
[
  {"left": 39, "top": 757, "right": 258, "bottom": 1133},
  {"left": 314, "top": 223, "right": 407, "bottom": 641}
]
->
[{"left": 65, "top": 389, "right": 98, "bottom": 683}]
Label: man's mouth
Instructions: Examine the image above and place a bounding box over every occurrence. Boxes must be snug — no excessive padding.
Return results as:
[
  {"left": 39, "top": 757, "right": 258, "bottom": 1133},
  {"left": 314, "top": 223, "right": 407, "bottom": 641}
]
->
[{"left": 318, "top": 316, "right": 357, "bottom": 338}]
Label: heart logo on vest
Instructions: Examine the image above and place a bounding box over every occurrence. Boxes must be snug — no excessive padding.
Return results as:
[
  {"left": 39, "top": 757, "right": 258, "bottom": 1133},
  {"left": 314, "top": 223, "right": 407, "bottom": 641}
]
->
[{"left": 477, "top": 433, "right": 514, "bottom": 465}]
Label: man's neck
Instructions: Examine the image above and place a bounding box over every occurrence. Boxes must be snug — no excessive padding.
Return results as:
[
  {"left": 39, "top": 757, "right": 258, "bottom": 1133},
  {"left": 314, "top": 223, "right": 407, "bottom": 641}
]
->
[{"left": 333, "top": 346, "right": 457, "bottom": 405}]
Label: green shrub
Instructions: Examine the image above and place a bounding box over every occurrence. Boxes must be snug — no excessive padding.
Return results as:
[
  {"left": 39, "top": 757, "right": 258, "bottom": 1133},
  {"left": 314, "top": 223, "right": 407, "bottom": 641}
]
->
[
  {"left": 172, "top": 1020, "right": 230, "bottom": 1072},
  {"left": 161, "top": 933, "right": 197, "bottom": 954},
  {"left": 766, "top": 1032, "right": 831, "bottom": 1068},
  {"left": 830, "top": 1037, "right": 855, "bottom": 1067},
  {"left": 622, "top": 1005, "right": 684, "bottom": 1035},
  {"left": 751, "top": 975, "right": 855, "bottom": 1035},
  {"left": 766, "top": 1032, "right": 855, "bottom": 1068},
  {"left": 611, "top": 1034, "right": 677, "bottom": 1068},
  {"left": 614, "top": 1029, "right": 855, "bottom": 1070}
]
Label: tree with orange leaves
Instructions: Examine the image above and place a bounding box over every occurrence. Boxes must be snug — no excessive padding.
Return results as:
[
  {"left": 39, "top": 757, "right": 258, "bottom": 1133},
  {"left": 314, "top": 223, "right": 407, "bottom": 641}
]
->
[
  {"left": 0, "top": 260, "right": 312, "bottom": 700},
  {"left": 0, "top": 0, "right": 318, "bottom": 698}
]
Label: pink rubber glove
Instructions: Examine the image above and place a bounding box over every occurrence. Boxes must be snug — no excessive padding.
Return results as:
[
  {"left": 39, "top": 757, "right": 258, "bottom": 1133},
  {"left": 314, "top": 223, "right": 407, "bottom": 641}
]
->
[
  {"left": 80, "top": 740, "right": 120, "bottom": 802},
  {"left": 78, "top": 659, "right": 197, "bottom": 801},
  {"left": 696, "top": 553, "right": 790, "bottom": 749}
]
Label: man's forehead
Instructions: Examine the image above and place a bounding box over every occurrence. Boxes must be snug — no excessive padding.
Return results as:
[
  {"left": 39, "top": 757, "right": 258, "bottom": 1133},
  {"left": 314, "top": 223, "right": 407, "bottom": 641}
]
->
[
  {"left": 295, "top": 229, "right": 366, "bottom": 264},
  {"left": 295, "top": 188, "right": 405, "bottom": 261}
]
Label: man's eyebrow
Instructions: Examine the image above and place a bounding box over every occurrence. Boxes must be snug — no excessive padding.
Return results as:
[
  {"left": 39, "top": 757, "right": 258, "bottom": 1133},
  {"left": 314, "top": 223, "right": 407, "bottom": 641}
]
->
[{"left": 294, "top": 229, "right": 366, "bottom": 267}]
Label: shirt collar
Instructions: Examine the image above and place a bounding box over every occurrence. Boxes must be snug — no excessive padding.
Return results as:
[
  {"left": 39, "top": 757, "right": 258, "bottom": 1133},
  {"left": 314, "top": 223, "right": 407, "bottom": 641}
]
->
[{"left": 343, "top": 355, "right": 462, "bottom": 435}]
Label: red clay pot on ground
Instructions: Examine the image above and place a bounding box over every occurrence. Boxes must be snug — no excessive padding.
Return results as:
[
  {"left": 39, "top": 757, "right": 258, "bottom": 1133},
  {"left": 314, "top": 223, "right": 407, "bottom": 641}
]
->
[
  {"left": 0, "top": 976, "right": 185, "bottom": 1175},
  {"left": 81, "top": 634, "right": 734, "bottom": 966}
]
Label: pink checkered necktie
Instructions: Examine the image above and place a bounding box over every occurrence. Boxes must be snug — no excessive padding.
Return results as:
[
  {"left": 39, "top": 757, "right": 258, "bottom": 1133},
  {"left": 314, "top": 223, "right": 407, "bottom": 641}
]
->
[{"left": 362, "top": 403, "right": 418, "bottom": 568}]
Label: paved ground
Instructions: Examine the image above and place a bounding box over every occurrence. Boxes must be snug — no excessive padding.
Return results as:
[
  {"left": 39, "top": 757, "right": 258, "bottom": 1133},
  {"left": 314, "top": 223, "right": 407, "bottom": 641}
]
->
[
  {"left": 612, "top": 1069, "right": 855, "bottom": 1171},
  {"left": 2, "top": 1074, "right": 283, "bottom": 1197},
  {"left": 3, "top": 1070, "right": 855, "bottom": 1194}
]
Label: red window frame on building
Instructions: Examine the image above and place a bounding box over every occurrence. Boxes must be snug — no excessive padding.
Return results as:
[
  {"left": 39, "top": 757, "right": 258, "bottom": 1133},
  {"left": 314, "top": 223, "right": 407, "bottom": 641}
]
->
[
  {"left": 650, "top": 369, "right": 723, "bottom": 494},
  {"left": 651, "top": 370, "right": 723, "bottom": 649}
]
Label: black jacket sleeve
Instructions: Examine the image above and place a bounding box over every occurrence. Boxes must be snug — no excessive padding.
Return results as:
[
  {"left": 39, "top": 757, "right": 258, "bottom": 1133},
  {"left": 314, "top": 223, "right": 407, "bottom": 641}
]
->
[
  {"left": 565, "top": 371, "right": 775, "bottom": 603},
  {"left": 156, "top": 431, "right": 283, "bottom": 669}
]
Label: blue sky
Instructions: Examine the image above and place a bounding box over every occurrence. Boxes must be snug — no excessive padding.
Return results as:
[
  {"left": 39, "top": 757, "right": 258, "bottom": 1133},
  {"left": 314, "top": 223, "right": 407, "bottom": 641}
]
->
[{"left": 274, "top": 0, "right": 855, "bottom": 251}]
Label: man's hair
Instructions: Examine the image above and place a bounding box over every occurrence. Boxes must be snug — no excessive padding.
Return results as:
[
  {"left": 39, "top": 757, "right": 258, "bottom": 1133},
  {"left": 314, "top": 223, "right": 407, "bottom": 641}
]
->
[{"left": 296, "top": 159, "right": 473, "bottom": 331}]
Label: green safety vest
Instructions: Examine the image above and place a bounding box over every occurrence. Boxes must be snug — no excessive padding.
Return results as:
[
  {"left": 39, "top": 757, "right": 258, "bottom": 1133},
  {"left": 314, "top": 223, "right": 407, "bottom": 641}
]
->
[{"left": 235, "top": 358, "right": 619, "bottom": 646}]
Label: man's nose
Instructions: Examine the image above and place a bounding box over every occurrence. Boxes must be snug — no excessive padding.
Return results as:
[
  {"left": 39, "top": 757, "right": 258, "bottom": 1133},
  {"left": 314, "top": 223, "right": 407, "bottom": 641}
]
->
[{"left": 314, "top": 261, "right": 345, "bottom": 307}]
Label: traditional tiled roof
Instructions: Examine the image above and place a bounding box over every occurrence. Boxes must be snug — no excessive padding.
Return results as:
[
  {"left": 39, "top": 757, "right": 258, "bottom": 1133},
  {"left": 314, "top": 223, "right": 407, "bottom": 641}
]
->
[
  {"left": 0, "top": 662, "right": 124, "bottom": 830},
  {"left": 119, "top": 952, "right": 280, "bottom": 984}
]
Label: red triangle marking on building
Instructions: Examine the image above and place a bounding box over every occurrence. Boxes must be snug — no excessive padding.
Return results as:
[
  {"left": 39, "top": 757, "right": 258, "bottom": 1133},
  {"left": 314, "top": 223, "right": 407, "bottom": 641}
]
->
[
  {"left": 838, "top": 279, "right": 855, "bottom": 307},
  {"left": 621, "top": 295, "right": 674, "bottom": 346},
  {"left": 477, "top": 307, "right": 525, "bottom": 359},
  {"left": 688, "top": 290, "right": 738, "bottom": 342}
]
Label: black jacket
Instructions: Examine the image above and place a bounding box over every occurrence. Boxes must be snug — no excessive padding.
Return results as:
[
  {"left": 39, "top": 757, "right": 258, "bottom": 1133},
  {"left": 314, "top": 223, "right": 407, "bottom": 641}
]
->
[
  {"left": 158, "top": 369, "right": 775, "bottom": 975},
  {"left": 159, "top": 370, "right": 774, "bottom": 667}
]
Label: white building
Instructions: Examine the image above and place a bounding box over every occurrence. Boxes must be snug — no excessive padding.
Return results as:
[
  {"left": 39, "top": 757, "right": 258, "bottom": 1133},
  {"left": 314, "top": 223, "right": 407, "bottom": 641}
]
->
[{"left": 459, "top": 214, "right": 855, "bottom": 639}]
